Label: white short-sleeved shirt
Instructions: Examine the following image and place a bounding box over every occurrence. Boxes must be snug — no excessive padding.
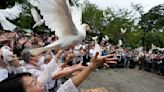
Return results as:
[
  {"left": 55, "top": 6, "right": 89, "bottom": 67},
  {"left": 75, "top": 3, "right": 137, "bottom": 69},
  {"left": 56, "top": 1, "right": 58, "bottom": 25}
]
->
[
  {"left": 57, "top": 79, "right": 79, "bottom": 92},
  {"left": 0, "top": 68, "right": 8, "bottom": 82}
]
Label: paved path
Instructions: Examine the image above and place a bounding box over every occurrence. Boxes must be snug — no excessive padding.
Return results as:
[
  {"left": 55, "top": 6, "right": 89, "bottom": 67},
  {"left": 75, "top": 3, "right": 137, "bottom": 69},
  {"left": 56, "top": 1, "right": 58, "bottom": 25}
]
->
[{"left": 79, "top": 69, "right": 164, "bottom": 92}]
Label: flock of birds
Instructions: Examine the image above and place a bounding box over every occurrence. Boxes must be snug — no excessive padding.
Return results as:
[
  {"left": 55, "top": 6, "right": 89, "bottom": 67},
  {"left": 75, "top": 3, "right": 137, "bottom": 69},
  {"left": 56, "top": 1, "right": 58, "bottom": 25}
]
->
[{"left": 1, "top": 0, "right": 162, "bottom": 55}]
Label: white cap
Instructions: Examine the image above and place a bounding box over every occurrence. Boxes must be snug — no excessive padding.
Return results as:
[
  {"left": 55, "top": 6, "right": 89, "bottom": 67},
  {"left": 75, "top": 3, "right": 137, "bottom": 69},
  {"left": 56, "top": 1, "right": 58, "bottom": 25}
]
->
[{"left": 1, "top": 46, "right": 13, "bottom": 65}]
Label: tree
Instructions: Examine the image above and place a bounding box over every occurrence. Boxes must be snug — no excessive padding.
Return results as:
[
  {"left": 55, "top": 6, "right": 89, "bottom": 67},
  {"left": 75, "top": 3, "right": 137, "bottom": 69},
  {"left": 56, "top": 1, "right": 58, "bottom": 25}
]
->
[
  {"left": 82, "top": 1, "right": 104, "bottom": 33},
  {"left": 139, "top": 3, "right": 164, "bottom": 49},
  {"left": 103, "top": 8, "right": 136, "bottom": 45},
  {"left": 140, "top": 4, "right": 164, "bottom": 32}
]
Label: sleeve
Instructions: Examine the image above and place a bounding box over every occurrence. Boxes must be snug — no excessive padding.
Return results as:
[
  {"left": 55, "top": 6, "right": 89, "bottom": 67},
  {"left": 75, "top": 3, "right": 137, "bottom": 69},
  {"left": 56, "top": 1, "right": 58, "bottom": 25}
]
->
[
  {"left": 57, "top": 79, "right": 79, "bottom": 92},
  {"left": 37, "top": 57, "right": 60, "bottom": 84},
  {"left": 0, "top": 69, "right": 8, "bottom": 82}
]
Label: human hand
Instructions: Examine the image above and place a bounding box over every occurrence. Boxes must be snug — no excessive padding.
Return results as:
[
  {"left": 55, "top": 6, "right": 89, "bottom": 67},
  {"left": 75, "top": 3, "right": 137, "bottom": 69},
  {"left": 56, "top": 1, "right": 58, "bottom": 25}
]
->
[
  {"left": 75, "top": 62, "right": 86, "bottom": 71},
  {"left": 90, "top": 52, "right": 117, "bottom": 69}
]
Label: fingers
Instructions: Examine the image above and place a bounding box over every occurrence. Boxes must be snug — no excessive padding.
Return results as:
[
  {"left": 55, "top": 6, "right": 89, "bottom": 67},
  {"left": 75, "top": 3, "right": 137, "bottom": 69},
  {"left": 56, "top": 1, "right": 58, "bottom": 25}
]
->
[
  {"left": 94, "top": 52, "right": 99, "bottom": 59},
  {"left": 100, "top": 54, "right": 115, "bottom": 60},
  {"left": 109, "top": 51, "right": 116, "bottom": 54},
  {"left": 79, "top": 61, "right": 83, "bottom": 65},
  {"left": 106, "top": 61, "right": 117, "bottom": 64},
  {"left": 105, "top": 57, "right": 118, "bottom": 61},
  {"left": 104, "top": 63, "right": 110, "bottom": 68}
]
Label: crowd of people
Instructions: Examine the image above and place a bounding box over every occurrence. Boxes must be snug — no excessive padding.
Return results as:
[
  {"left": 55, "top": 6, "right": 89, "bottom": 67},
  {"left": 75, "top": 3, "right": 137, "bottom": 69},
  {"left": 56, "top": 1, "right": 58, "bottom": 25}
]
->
[
  {"left": 0, "top": 31, "right": 116, "bottom": 92},
  {"left": 0, "top": 31, "right": 163, "bottom": 92},
  {"left": 134, "top": 50, "right": 164, "bottom": 75}
]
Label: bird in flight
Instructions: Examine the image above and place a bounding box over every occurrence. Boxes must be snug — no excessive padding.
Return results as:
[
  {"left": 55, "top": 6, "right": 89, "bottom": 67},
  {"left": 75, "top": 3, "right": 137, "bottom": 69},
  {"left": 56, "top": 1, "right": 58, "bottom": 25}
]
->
[
  {"left": 0, "top": 3, "right": 22, "bottom": 31},
  {"left": 30, "top": 8, "right": 44, "bottom": 28},
  {"left": 30, "top": 0, "right": 91, "bottom": 55},
  {"left": 27, "top": 0, "right": 39, "bottom": 7}
]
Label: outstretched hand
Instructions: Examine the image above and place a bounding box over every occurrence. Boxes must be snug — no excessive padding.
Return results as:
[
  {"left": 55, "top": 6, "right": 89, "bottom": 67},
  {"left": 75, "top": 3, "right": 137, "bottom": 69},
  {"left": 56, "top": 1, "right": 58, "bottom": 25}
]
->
[{"left": 90, "top": 52, "right": 117, "bottom": 69}]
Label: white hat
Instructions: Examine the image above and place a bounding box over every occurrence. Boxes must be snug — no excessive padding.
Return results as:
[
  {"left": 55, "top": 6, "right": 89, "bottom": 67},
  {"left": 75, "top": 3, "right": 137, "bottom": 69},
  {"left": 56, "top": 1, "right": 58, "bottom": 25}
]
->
[{"left": 1, "top": 46, "right": 13, "bottom": 65}]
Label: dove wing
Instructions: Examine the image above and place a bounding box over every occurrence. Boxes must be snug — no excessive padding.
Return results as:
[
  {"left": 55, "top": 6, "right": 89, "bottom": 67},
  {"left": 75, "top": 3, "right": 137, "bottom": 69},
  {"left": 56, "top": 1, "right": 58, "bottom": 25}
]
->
[
  {"left": 70, "top": 6, "right": 82, "bottom": 29},
  {"left": 38, "top": 0, "right": 78, "bottom": 38},
  {"left": 1, "top": 3, "right": 22, "bottom": 20},
  {"left": 31, "top": 8, "right": 41, "bottom": 22},
  {"left": 0, "top": 15, "right": 16, "bottom": 31},
  {"left": 27, "top": 0, "right": 39, "bottom": 7}
]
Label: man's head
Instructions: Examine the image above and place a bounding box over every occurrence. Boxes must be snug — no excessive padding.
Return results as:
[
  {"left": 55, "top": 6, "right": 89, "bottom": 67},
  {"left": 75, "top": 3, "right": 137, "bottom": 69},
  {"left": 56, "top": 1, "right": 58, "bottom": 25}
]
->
[{"left": 22, "top": 50, "right": 42, "bottom": 66}]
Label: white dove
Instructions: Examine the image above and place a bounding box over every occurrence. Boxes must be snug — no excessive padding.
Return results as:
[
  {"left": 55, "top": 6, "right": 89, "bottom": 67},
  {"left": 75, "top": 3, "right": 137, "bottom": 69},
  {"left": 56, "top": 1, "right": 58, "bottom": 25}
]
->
[
  {"left": 120, "top": 28, "right": 127, "bottom": 34},
  {"left": 148, "top": 44, "right": 161, "bottom": 53},
  {"left": 0, "top": 3, "right": 22, "bottom": 31},
  {"left": 30, "top": 8, "right": 44, "bottom": 28},
  {"left": 117, "top": 39, "right": 123, "bottom": 47},
  {"left": 102, "top": 35, "right": 109, "bottom": 41},
  {"left": 92, "top": 36, "right": 102, "bottom": 56},
  {"left": 136, "top": 47, "right": 143, "bottom": 52},
  {"left": 30, "top": 0, "right": 91, "bottom": 55},
  {"left": 92, "top": 36, "right": 98, "bottom": 41},
  {"left": 27, "top": 0, "right": 39, "bottom": 7}
]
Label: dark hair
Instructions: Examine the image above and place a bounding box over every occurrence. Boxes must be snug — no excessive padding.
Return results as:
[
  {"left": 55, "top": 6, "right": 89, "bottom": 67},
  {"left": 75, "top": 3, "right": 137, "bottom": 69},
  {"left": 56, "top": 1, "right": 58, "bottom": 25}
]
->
[
  {"left": 22, "top": 50, "right": 31, "bottom": 63},
  {"left": 0, "top": 73, "right": 32, "bottom": 92}
]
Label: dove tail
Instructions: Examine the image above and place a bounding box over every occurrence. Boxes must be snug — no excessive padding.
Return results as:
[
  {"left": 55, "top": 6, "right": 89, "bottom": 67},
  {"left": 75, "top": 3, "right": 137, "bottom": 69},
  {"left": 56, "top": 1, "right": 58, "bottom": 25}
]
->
[{"left": 32, "top": 23, "right": 37, "bottom": 29}]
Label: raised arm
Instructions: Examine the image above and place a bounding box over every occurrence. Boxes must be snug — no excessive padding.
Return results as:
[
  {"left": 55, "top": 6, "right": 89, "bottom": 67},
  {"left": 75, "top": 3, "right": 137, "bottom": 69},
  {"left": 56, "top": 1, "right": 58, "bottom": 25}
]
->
[{"left": 71, "top": 53, "right": 116, "bottom": 87}]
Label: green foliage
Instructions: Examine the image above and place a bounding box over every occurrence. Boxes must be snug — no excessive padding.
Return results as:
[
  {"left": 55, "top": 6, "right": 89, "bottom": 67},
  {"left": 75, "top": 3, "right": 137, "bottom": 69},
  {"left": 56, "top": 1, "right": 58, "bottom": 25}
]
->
[
  {"left": 0, "top": 0, "right": 25, "bottom": 8},
  {"left": 139, "top": 4, "right": 164, "bottom": 31},
  {"left": 13, "top": 15, "right": 33, "bottom": 29},
  {"left": 138, "top": 4, "right": 164, "bottom": 50},
  {"left": 83, "top": 1, "right": 104, "bottom": 33},
  {"left": 11, "top": 1, "right": 34, "bottom": 29},
  {"left": 124, "top": 30, "right": 143, "bottom": 48},
  {"left": 103, "top": 8, "right": 136, "bottom": 45}
]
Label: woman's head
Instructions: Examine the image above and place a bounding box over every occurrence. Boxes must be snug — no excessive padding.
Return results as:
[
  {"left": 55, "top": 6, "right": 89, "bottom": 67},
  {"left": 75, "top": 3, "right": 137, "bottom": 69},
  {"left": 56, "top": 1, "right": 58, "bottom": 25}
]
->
[
  {"left": 0, "top": 73, "right": 44, "bottom": 92},
  {"left": 22, "top": 74, "right": 44, "bottom": 92}
]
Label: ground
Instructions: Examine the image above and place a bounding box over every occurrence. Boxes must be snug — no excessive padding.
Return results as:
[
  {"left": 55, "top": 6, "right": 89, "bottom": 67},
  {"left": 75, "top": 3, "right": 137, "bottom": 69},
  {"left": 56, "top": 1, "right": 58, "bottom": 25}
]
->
[{"left": 79, "top": 69, "right": 164, "bottom": 92}]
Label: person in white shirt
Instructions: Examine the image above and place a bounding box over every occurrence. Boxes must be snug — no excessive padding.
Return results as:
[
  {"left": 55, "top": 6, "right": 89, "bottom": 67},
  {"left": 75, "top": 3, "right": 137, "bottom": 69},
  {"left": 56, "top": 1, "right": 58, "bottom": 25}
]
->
[{"left": 0, "top": 51, "right": 8, "bottom": 82}]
